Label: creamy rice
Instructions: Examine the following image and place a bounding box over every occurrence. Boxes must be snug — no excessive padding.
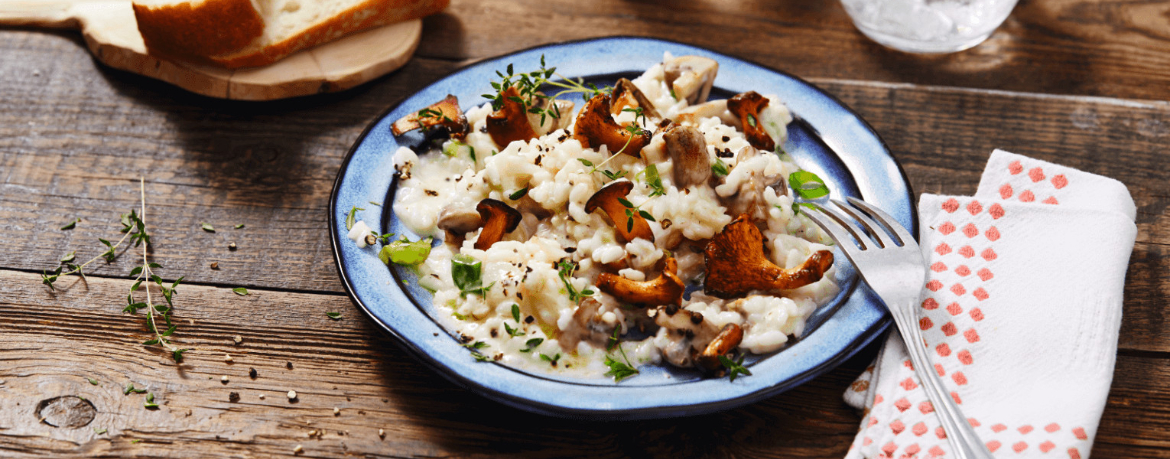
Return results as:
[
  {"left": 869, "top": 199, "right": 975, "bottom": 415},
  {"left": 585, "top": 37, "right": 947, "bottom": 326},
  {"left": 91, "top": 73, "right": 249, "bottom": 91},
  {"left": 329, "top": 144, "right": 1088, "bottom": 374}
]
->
[{"left": 375, "top": 54, "right": 838, "bottom": 378}]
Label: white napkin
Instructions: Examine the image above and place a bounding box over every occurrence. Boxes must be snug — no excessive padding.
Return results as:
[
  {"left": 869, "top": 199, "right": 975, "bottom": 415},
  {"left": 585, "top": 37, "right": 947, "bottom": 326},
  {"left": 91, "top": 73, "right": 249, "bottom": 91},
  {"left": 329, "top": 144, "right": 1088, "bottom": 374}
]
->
[{"left": 842, "top": 150, "right": 1137, "bottom": 459}]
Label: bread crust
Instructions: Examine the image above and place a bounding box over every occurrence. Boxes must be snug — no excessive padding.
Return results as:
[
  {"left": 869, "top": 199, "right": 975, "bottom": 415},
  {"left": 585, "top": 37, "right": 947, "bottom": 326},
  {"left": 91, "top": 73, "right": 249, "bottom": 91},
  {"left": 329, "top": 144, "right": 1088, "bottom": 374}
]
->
[
  {"left": 209, "top": 0, "right": 449, "bottom": 69},
  {"left": 133, "top": 0, "right": 265, "bottom": 58}
]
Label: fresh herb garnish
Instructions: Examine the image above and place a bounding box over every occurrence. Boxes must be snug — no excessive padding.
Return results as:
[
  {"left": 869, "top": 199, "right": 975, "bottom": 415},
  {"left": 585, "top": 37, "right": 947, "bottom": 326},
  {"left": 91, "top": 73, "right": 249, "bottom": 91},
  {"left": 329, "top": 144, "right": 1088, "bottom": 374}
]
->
[
  {"left": 789, "top": 170, "right": 830, "bottom": 199},
  {"left": 504, "top": 322, "right": 525, "bottom": 337},
  {"left": 556, "top": 260, "right": 594, "bottom": 303},
  {"left": 511, "top": 304, "right": 521, "bottom": 322},
  {"left": 508, "top": 187, "right": 529, "bottom": 200},
  {"left": 461, "top": 341, "right": 488, "bottom": 350},
  {"left": 471, "top": 352, "right": 493, "bottom": 362},
  {"left": 642, "top": 164, "right": 666, "bottom": 197},
  {"left": 520, "top": 337, "right": 544, "bottom": 352},
  {"left": 452, "top": 254, "right": 492, "bottom": 298},
  {"left": 712, "top": 157, "right": 730, "bottom": 177},
  {"left": 746, "top": 113, "right": 758, "bottom": 128},
  {"left": 345, "top": 206, "right": 364, "bottom": 231},
  {"left": 61, "top": 218, "right": 80, "bottom": 230},
  {"left": 325, "top": 312, "right": 341, "bottom": 320},
  {"left": 234, "top": 224, "right": 245, "bottom": 229},
  {"left": 617, "top": 197, "right": 656, "bottom": 233},
  {"left": 94, "top": 428, "right": 107, "bottom": 435},
  {"left": 124, "top": 383, "right": 147, "bottom": 395},
  {"left": 232, "top": 287, "right": 248, "bottom": 296},
  {"left": 718, "top": 354, "right": 753, "bottom": 382},
  {"left": 482, "top": 55, "right": 609, "bottom": 127},
  {"left": 87, "top": 377, "right": 99, "bottom": 385},
  {"left": 378, "top": 237, "right": 432, "bottom": 266},
  {"left": 539, "top": 353, "right": 561, "bottom": 366},
  {"left": 603, "top": 328, "right": 640, "bottom": 382},
  {"left": 201, "top": 223, "right": 215, "bottom": 233},
  {"left": 60, "top": 251, "right": 76, "bottom": 264},
  {"left": 622, "top": 106, "right": 649, "bottom": 127}
]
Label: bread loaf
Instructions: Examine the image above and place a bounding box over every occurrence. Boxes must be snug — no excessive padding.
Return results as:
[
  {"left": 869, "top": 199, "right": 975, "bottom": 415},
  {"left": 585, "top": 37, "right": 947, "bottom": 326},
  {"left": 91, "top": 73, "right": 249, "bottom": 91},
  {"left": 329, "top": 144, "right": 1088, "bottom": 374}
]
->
[{"left": 133, "top": 0, "right": 448, "bottom": 69}]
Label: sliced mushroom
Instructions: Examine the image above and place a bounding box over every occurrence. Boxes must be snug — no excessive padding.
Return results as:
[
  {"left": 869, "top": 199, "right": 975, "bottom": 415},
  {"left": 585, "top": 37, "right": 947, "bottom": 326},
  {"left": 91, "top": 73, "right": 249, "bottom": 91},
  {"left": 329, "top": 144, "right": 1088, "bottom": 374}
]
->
[
  {"left": 436, "top": 204, "right": 483, "bottom": 235},
  {"left": 663, "top": 55, "right": 718, "bottom": 105},
  {"left": 527, "top": 94, "right": 575, "bottom": 136},
  {"left": 486, "top": 86, "right": 538, "bottom": 148},
  {"left": 573, "top": 94, "right": 651, "bottom": 157},
  {"left": 675, "top": 99, "right": 734, "bottom": 125},
  {"left": 694, "top": 323, "right": 744, "bottom": 371},
  {"left": 610, "top": 78, "right": 661, "bottom": 120},
  {"left": 651, "top": 305, "right": 717, "bottom": 368},
  {"left": 727, "top": 91, "right": 774, "bottom": 151},
  {"left": 473, "top": 199, "right": 522, "bottom": 250},
  {"left": 597, "top": 257, "right": 685, "bottom": 307},
  {"left": 559, "top": 297, "right": 617, "bottom": 349},
  {"left": 584, "top": 181, "right": 655, "bottom": 243},
  {"left": 391, "top": 95, "right": 469, "bottom": 140},
  {"left": 716, "top": 145, "right": 787, "bottom": 220},
  {"left": 662, "top": 124, "right": 711, "bottom": 188},
  {"left": 704, "top": 214, "right": 834, "bottom": 298}
]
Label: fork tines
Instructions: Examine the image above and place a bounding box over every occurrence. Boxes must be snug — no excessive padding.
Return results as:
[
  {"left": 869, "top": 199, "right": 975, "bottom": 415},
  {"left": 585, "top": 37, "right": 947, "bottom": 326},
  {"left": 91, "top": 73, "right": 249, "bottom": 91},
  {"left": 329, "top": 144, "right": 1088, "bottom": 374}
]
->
[{"left": 802, "top": 197, "right": 916, "bottom": 252}]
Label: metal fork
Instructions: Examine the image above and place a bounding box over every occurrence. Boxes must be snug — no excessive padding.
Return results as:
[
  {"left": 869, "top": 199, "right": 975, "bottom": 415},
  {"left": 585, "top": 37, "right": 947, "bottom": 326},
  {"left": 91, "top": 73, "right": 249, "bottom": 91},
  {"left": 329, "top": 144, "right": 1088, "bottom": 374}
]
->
[{"left": 804, "top": 197, "right": 994, "bottom": 459}]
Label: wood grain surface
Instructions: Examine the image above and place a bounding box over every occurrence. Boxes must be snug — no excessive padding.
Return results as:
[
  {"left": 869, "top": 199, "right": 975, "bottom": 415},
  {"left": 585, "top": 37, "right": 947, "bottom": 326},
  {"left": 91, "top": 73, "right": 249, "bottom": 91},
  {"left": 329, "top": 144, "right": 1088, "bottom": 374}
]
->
[{"left": 2, "top": 0, "right": 1170, "bottom": 456}]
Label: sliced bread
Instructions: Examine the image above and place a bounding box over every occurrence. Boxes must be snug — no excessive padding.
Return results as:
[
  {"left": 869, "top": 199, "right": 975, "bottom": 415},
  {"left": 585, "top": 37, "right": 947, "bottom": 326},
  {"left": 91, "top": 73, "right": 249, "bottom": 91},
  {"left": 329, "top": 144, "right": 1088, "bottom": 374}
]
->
[
  {"left": 134, "top": 0, "right": 448, "bottom": 69},
  {"left": 133, "top": 0, "right": 265, "bottom": 58}
]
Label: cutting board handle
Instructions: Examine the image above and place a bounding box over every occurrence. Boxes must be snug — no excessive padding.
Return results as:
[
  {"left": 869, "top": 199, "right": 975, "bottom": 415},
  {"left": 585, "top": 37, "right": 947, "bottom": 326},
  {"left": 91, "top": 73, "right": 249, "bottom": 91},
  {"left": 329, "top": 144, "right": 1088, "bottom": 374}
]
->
[{"left": 0, "top": 1, "right": 83, "bottom": 28}]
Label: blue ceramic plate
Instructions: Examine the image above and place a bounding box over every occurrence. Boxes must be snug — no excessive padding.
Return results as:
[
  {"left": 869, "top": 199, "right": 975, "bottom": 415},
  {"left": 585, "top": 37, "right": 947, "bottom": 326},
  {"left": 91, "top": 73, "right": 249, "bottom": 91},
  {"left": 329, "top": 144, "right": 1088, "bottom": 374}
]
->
[{"left": 329, "top": 37, "right": 914, "bottom": 420}]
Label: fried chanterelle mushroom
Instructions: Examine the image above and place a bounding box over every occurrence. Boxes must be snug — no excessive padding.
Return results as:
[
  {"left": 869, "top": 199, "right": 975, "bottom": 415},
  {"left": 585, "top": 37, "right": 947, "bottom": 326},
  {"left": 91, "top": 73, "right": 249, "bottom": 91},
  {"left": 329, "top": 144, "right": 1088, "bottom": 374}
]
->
[
  {"left": 610, "top": 78, "right": 661, "bottom": 119},
  {"left": 704, "top": 214, "right": 834, "bottom": 298},
  {"left": 573, "top": 94, "right": 651, "bottom": 157},
  {"left": 651, "top": 305, "right": 744, "bottom": 370},
  {"left": 727, "top": 91, "right": 774, "bottom": 151},
  {"left": 391, "top": 95, "right": 469, "bottom": 140},
  {"left": 473, "top": 199, "right": 521, "bottom": 250},
  {"left": 597, "top": 256, "right": 685, "bottom": 307},
  {"left": 486, "top": 86, "right": 538, "bottom": 147},
  {"left": 584, "top": 181, "right": 654, "bottom": 243}
]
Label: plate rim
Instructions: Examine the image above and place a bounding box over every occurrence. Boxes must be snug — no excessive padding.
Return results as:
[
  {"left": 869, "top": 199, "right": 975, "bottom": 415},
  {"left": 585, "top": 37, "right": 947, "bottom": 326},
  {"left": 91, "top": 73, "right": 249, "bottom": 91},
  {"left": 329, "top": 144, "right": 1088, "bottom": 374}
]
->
[{"left": 328, "top": 35, "right": 914, "bottom": 419}]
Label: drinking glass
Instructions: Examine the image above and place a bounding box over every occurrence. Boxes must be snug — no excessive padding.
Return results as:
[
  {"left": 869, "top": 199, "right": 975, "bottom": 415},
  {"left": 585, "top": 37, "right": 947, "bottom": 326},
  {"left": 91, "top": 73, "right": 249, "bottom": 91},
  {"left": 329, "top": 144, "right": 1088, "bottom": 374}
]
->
[{"left": 839, "top": 0, "right": 1020, "bottom": 54}]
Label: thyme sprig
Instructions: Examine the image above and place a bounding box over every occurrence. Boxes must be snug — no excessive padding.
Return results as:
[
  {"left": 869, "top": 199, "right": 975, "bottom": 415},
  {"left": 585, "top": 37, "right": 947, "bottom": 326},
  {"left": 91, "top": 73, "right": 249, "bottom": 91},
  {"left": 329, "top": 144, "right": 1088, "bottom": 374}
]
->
[
  {"left": 124, "top": 179, "right": 187, "bottom": 362},
  {"left": 617, "top": 197, "right": 657, "bottom": 233},
  {"left": 556, "top": 260, "right": 594, "bottom": 303},
  {"left": 603, "top": 327, "right": 639, "bottom": 382},
  {"left": 41, "top": 210, "right": 144, "bottom": 289},
  {"left": 481, "top": 55, "right": 610, "bottom": 127}
]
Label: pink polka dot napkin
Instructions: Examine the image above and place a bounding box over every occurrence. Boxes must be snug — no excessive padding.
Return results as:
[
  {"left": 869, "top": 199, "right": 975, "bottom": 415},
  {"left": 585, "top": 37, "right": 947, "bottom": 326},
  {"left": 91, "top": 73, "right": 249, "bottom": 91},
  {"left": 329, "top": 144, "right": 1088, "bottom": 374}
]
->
[{"left": 842, "top": 150, "right": 1137, "bottom": 459}]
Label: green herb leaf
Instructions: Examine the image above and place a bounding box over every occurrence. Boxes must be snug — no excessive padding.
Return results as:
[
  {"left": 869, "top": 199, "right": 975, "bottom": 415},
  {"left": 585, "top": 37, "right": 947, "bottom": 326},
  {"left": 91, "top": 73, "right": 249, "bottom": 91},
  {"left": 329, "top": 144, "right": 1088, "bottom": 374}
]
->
[
  {"left": 368, "top": 201, "right": 382, "bottom": 207},
  {"left": 576, "top": 158, "right": 593, "bottom": 167},
  {"left": 789, "top": 170, "right": 830, "bottom": 199},
  {"left": 61, "top": 218, "right": 80, "bottom": 230},
  {"left": 790, "top": 202, "right": 818, "bottom": 216},
  {"left": 461, "top": 341, "right": 488, "bottom": 350},
  {"left": 604, "top": 355, "right": 639, "bottom": 382},
  {"left": 712, "top": 158, "right": 730, "bottom": 177},
  {"left": 503, "top": 322, "right": 525, "bottom": 337},
  {"left": 124, "top": 383, "right": 147, "bottom": 395},
  {"left": 94, "top": 428, "right": 107, "bottom": 435},
  {"left": 508, "top": 187, "right": 529, "bottom": 200},
  {"left": 617, "top": 197, "right": 634, "bottom": 208},
  {"left": 345, "top": 207, "right": 364, "bottom": 231},
  {"left": 232, "top": 287, "right": 248, "bottom": 296},
  {"left": 131, "top": 440, "right": 142, "bottom": 444},
  {"left": 325, "top": 312, "right": 341, "bottom": 320},
  {"left": 143, "top": 393, "right": 158, "bottom": 409},
  {"left": 511, "top": 304, "right": 521, "bottom": 322},
  {"left": 201, "top": 223, "right": 215, "bottom": 233},
  {"left": 719, "top": 354, "right": 753, "bottom": 382},
  {"left": 379, "top": 237, "right": 433, "bottom": 266},
  {"left": 171, "top": 348, "right": 186, "bottom": 362},
  {"left": 638, "top": 210, "right": 656, "bottom": 222},
  {"left": 643, "top": 164, "right": 666, "bottom": 197},
  {"left": 60, "top": 251, "right": 76, "bottom": 263},
  {"left": 452, "top": 254, "right": 492, "bottom": 297},
  {"left": 520, "top": 337, "right": 544, "bottom": 353},
  {"left": 471, "top": 352, "right": 493, "bottom": 362},
  {"left": 234, "top": 224, "right": 245, "bottom": 229},
  {"left": 87, "top": 377, "right": 99, "bottom": 386},
  {"left": 539, "top": 353, "right": 561, "bottom": 365}
]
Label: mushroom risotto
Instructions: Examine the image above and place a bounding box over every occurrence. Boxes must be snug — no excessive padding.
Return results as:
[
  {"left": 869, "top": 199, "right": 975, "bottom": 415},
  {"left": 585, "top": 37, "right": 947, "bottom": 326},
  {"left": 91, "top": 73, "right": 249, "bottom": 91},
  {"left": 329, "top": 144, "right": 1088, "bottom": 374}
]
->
[{"left": 356, "top": 53, "right": 840, "bottom": 380}]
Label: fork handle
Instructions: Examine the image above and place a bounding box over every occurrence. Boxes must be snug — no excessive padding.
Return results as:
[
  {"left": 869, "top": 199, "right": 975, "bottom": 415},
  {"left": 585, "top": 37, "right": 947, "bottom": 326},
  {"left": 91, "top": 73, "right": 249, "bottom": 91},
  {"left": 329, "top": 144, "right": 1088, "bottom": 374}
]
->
[{"left": 890, "top": 302, "right": 996, "bottom": 459}]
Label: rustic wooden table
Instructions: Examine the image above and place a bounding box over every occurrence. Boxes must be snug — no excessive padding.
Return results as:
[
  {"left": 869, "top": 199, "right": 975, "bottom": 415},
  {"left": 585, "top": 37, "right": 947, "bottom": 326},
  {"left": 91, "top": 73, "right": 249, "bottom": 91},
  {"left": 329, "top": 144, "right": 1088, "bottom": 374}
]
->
[{"left": 2, "top": 0, "right": 1168, "bottom": 457}]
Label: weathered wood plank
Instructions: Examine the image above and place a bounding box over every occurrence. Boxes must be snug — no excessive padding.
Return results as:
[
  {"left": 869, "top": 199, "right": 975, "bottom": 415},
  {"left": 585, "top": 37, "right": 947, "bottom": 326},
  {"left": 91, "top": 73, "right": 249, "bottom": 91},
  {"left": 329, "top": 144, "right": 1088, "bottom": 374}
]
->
[
  {"left": 2, "top": 30, "right": 1168, "bottom": 353},
  {"left": 0, "top": 269, "right": 1166, "bottom": 458},
  {"left": 417, "top": 0, "right": 1170, "bottom": 101}
]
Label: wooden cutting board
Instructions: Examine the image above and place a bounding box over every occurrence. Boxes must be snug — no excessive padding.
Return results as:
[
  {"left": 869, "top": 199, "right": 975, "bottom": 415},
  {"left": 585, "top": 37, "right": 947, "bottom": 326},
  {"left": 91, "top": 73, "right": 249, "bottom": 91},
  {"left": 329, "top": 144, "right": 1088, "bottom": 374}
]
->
[{"left": 0, "top": 1, "right": 422, "bottom": 100}]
